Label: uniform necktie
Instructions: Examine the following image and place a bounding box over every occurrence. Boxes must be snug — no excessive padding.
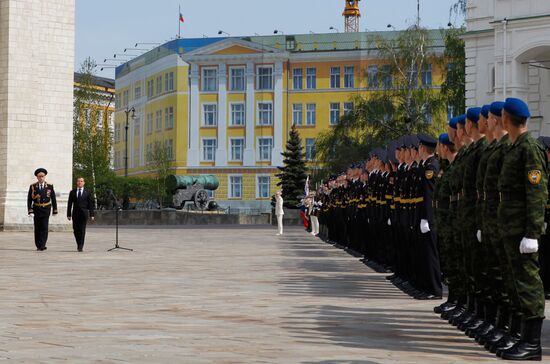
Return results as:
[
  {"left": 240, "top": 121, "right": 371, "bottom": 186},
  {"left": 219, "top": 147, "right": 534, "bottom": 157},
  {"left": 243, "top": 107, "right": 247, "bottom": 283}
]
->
[{"left": 78, "top": 189, "right": 82, "bottom": 199}]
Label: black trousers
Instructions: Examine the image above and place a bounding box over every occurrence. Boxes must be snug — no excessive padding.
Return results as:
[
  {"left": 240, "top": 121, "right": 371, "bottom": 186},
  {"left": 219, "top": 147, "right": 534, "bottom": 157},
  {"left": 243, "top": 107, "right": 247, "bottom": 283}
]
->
[
  {"left": 34, "top": 215, "right": 49, "bottom": 249},
  {"left": 418, "top": 229, "right": 443, "bottom": 296},
  {"left": 72, "top": 213, "right": 88, "bottom": 249}
]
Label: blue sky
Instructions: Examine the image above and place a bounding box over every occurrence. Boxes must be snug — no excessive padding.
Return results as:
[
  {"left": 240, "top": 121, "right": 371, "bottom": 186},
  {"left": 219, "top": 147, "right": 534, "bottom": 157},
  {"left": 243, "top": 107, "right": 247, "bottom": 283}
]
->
[{"left": 76, "top": 0, "right": 463, "bottom": 78}]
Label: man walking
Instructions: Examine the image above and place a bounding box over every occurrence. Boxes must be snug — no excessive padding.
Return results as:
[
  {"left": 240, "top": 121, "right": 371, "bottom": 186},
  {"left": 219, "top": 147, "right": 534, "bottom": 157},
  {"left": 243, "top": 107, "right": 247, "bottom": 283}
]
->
[
  {"left": 27, "top": 168, "right": 58, "bottom": 251},
  {"left": 67, "top": 177, "right": 95, "bottom": 252}
]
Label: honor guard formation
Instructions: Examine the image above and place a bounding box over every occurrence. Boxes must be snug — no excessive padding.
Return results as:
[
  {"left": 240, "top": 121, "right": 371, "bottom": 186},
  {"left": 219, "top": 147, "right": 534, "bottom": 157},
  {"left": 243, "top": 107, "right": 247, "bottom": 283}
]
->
[{"left": 316, "top": 98, "right": 549, "bottom": 361}]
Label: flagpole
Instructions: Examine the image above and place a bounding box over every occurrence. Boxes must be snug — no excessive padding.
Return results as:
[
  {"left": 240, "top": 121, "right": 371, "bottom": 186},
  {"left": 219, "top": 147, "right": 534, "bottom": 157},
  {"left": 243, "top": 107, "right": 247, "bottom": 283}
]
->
[{"left": 178, "top": 5, "right": 181, "bottom": 39}]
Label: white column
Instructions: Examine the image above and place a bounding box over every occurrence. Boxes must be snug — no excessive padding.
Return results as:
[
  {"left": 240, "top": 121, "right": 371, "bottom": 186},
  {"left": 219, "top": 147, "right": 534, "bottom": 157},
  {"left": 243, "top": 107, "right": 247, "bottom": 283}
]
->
[
  {"left": 244, "top": 62, "right": 256, "bottom": 165},
  {"left": 272, "top": 61, "right": 284, "bottom": 166},
  {"left": 216, "top": 63, "right": 228, "bottom": 166},
  {"left": 187, "top": 63, "right": 200, "bottom": 166}
]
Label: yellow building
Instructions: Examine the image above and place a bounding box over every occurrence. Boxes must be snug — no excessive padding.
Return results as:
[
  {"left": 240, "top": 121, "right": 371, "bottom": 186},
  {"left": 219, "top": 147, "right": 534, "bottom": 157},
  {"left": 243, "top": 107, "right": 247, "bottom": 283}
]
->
[{"left": 113, "top": 30, "right": 445, "bottom": 211}]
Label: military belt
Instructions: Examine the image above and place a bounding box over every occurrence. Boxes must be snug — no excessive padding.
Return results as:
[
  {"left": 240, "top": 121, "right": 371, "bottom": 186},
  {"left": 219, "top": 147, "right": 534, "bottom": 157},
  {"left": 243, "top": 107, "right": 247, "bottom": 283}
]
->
[
  {"left": 499, "top": 191, "right": 524, "bottom": 202},
  {"left": 34, "top": 202, "right": 51, "bottom": 208}
]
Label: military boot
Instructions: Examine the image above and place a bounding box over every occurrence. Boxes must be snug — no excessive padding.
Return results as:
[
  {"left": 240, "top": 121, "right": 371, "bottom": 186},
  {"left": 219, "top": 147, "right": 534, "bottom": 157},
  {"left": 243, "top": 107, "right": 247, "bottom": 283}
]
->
[
  {"left": 500, "top": 318, "right": 542, "bottom": 361},
  {"left": 474, "top": 303, "right": 497, "bottom": 342},
  {"left": 492, "top": 314, "right": 522, "bottom": 355},
  {"left": 483, "top": 306, "right": 509, "bottom": 348},
  {"left": 465, "top": 300, "right": 486, "bottom": 337}
]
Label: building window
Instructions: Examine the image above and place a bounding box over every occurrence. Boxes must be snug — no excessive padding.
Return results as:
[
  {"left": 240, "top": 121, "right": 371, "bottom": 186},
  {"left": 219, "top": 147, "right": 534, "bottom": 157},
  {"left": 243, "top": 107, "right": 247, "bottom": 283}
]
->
[
  {"left": 257, "top": 102, "right": 273, "bottom": 126},
  {"left": 344, "top": 102, "right": 353, "bottom": 116},
  {"left": 165, "top": 72, "right": 175, "bottom": 92},
  {"left": 114, "top": 123, "right": 121, "bottom": 142},
  {"left": 146, "top": 113, "right": 153, "bottom": 134},
  {"left": 123, "top": 90, "right": 129, "bottom": 108},
  {"left": 145, "top": 143, "right": 152, "bottom": 163},
  {"left": 368, "top": 65, "right": 379, "bottom": 89},
  {"left": 381, "top": 65, "right": 392, "bottom": 89},
  {"left": 230, "top": 103, "right": 245, "bottom": 126},
  {"left": 306, "top": 103, "right": 316, "bottom": 126},
  {"left": 155, "top": 110, "right": 162, "bottom": 131},
  {"left": 293, "top": 68, "right": 303, "bottom": 90},
  {"left": 230, "top": 138, "right": 245, "bottom": 161},
  {"left": 305, "top": 138, "right": 315, "bottom": 161},
  {"left": 344, "top": 66, "right": 354, "bottom": 88},
  {"left": 230, "top": 67, "right": 245, "bottom": 91},
  {"left": 164, "top": 106, "right": 174, "bottom": 129},
  {"left": 257, "top": 66, "right": 273, "bottom": 90},
  {"left": 229, "top": 175, "right": 243, "bottom": 199},
  {"left": 156, "top": 75, "right": 162, "bottom": 95},
  {"left": 330, "top": 103, "right": 340, "bottom": 125},
  {"left": 422, "top": 64, "right": 432, "bottom": 87},
  {"left": 147, "top": 80, "right": 154, "bottom": 98},
  {"left": 292, "top": 104, "right": 303, "bottom": 126},
  {"left": 257, "top": 175, "right": 270, "bottom": 199},
  {"left": 134, "top": 84, "right": 142, "bottom": 100},
  {"left": 306, "top": 67, "right": 317, "bottom": 89},
  {"left": 165, "top": 139, "right": 173, "bottom": 160},
  {"left": 330, "top": 67, "right": 341, "bottom": 88},
  {"left": 257, "top": 137, "right": 273, "bottom": 161},
  {"left": 203, "top": 104, "right": 217, "bottom": 126},
  {"left": 202, "top": 68, "right": 218, "bottom": 92},
  {"left": 202, "top": 138, "right": 217, "bottom": 162},
  {"left": 134, "top": 117, "right": 140, "bottom": 137}
]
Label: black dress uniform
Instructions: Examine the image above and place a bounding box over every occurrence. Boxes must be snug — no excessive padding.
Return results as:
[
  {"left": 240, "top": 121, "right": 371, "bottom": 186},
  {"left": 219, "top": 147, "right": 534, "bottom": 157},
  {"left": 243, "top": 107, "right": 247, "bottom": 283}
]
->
[
  {"left": 67, "top": 187, "right": 95, "bottom": 251},
  {"left": 27, "top": 168, "right": 57, "bottom": 250}
]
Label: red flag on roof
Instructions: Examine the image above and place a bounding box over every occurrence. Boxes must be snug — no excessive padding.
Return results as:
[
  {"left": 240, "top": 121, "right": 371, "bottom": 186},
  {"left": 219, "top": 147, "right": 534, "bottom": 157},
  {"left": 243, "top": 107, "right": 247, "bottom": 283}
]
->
[{"left": 179, "top": 13, "right": 184, "bottom": 23}]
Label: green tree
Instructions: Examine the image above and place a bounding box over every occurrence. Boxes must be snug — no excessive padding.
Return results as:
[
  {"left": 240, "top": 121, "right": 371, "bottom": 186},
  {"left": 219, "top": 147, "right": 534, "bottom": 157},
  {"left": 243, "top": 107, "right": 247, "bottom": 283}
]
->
[
  {"left": 147, "top": 141, "right": 173, "bottom": 208},
  {"left": 276, "top": 125, "right": 307, "bottom": 208},
  {"left": 73, "top": 57, "right": 114, "bottom": 207},
  {"left": 314, "top": 26, "right": 448, "bottom": 180},
  {"left": 441, "top": 26, "right": 466, "bottom": 116}
]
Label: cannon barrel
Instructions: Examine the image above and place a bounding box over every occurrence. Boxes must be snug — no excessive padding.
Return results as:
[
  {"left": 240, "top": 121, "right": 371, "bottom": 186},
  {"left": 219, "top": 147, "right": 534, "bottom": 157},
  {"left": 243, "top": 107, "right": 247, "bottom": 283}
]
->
[{"left": 165, "top": 175, "right": 219, "bottom": 192}]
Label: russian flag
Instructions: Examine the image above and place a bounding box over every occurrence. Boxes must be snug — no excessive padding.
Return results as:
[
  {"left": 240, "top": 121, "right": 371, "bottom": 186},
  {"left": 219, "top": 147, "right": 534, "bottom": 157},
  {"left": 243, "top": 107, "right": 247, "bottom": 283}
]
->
[{"left": 179, "top": 13, "right": 184, "bottom": 23}]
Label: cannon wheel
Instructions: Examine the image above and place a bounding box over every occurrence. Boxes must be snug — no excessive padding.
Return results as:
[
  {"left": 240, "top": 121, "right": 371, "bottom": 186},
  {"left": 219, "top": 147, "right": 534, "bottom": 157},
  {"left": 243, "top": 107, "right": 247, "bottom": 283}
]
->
[{"left": 194, "top": 189, "right": 209, "bottom": 210}]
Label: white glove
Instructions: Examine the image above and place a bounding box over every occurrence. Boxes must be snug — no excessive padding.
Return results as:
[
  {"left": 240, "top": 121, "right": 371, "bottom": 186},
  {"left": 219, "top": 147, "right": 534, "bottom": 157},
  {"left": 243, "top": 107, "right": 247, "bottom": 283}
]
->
[
  {"left": 476, "top": 230, "right": 482, "bottom": 243},
  {"left": 420, "top": 219, "right": 430, "bottom": 234},
  {"left": 28, "top": 213, "right": 34, "bottom": 218},
  {"left": 519, "top": 237, "right": 538, "bottom": 254},
  {"left": 387, "top": 218, "right": 391, "bottom": 226},
  {"left": 545, "top": 222, "right": 548, "bottom": 231}
]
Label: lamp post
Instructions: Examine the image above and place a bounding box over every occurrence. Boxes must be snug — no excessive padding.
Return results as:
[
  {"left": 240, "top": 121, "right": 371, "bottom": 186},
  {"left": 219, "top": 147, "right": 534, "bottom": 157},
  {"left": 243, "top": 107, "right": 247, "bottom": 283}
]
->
[{"left": 124, "top": 107, "right": 135, "bottom": 178}]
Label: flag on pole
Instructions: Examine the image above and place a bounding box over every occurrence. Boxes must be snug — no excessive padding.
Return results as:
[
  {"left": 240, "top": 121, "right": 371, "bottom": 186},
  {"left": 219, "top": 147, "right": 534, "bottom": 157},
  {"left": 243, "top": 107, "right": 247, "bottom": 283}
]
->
[
  {"left": 179, "top": 12, "right": 184, "bottom": 23},
  {"left": 304, "top": 176, "right": 310, "bottom": 197}
]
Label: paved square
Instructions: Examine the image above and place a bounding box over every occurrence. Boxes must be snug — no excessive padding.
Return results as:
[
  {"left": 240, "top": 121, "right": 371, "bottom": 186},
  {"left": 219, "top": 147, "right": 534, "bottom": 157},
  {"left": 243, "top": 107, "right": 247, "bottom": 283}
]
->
[{"left": 0, "top": 225, "right": 548, "bottom": 363}]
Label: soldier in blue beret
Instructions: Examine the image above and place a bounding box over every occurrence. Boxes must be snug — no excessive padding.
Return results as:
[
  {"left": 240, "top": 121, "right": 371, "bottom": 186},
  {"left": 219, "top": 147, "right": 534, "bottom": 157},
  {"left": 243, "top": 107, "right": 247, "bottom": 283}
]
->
[{"left": 496, "top": 98, "right": 547, "bottom": 360}]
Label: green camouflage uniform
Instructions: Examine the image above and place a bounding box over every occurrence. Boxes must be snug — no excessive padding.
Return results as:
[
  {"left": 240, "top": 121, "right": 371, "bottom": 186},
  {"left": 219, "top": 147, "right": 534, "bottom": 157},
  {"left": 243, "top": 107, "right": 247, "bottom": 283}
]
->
[{"left": 497, "top": 132, "right": 548, "bottom": 320}]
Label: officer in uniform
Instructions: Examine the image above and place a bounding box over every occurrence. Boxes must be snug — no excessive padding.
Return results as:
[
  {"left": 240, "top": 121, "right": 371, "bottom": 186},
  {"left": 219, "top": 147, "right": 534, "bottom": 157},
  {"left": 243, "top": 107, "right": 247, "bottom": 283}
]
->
[
  {"left": 538, "top": 136, "right": 550, "bottom": 299},
  {"left": 27, "top": 168, "right": 58, "bottom": 251},
  {"left": 496, "top": 98, "right": 547, "bottom": 361}
]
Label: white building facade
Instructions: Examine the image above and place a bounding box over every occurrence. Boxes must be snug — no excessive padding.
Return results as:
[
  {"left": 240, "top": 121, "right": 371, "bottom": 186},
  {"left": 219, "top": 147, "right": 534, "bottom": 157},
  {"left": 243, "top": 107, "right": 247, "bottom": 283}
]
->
[{"left": 465, "top": 0, "right": 550, "bottom": 135}]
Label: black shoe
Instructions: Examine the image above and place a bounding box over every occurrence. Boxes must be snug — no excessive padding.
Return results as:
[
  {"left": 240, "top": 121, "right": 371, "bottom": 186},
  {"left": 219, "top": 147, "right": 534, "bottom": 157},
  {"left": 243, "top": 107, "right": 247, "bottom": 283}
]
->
[
  {"left": 545, "top": 291, "right": 550, "bottom": 300},
  {"left": 464, "top": 318, "right": 485, "bottom": 337},
  {"left": 452, "top": 311, "right": 474, "bottom": 327},
  {"left": 445, "top": 306, "right": 466, "bottom": 322},
  {"left": 473, "top": 322, "right": 494, "bottom": 342},
  {"left": 484, "top": 328, "right": 506, "bottom": 350},
  {"left": 78, "top": 248, "right": 83, "bottom": 252},
  {"left": 417, "top": 294, "right": 442, "bottom": 300},
  {"left": 42, "top": 246, "right": 47, "bottom": 250},
  {"left": 500, "top": 318, "right": 543, "bottom": 361},
  {"left": 386, "top": 274, "right": 397, "bottom": 281},
  {"left": 434, "top": 301, "right": 456, "bottom": 314},
  {"left": 492, "top": 335, "right": 520, "bottom": 355}
]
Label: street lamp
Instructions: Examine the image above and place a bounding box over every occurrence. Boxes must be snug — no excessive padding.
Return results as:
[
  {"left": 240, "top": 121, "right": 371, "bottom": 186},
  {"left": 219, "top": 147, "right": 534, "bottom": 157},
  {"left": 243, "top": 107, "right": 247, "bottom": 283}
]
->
[
  {"left": 218, "top": 30, "right": 230, "bottom": 36},
  {"left": 329, "top": 26, "right": 339, "bottom": 33},
  {"left": 124, "top": 107, "right": 136, "bottom": 178},
  {"left": 273, "top": 29, "right": 284, "bottom": 35}
]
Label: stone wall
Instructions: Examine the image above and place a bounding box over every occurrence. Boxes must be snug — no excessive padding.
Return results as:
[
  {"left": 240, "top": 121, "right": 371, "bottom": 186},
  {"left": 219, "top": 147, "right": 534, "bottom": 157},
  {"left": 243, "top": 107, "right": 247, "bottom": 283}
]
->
[
  {"left": 0, "top": 0, "right": 75, "bottom": 230},
  {"left": 94, "top": 210, "right": 271, "bottom": 226}
]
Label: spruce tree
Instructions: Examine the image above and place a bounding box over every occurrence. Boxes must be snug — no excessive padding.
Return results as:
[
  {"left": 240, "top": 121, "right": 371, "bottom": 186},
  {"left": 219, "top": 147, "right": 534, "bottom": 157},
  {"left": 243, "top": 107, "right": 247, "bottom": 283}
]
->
[{"left": 276, "top": 125, "right": 307, "bottom": 208}]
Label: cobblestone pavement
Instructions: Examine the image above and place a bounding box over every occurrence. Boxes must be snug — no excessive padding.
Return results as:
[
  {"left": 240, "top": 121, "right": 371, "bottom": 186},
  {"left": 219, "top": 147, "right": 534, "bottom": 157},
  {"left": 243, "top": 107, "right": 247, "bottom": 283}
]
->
[{"left": 0, "top": 226, "right": 548, "bottom": 363}]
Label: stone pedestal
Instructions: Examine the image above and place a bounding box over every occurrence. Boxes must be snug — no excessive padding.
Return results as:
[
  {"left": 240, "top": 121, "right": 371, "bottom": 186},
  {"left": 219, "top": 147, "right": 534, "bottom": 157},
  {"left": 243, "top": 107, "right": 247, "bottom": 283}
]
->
[{"left": 0, "top": 0, "right": 74, "bottom": 230}]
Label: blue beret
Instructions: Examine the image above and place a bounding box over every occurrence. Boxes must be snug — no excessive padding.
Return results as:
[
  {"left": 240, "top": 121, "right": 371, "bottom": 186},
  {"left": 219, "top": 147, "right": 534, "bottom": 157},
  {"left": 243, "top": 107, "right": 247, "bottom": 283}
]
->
[
  {"left": 504, "top": 97, "right": 531, "bottom": 118},
  {"left": 490, "top": 101, "right": 505, "bottom": 117},
  {"left": 438, "top": 133, "right": 453, "bottom": 146},
  {"left": 481, "top": 105, "right": 491, "bottom": 118},
  {"left": 457, "top": 115, "right": 467, "bottom": 125},
  {"left": 449, "top": 116, "right": 459, "bottom": 129},
  {"left": 466, "top": 107, "right": 482, "bottom": 123},
  {"left": 418, "top": 133, "right": 438, "bottom": 148},
  {"left": 406, "top": 135, "right": 419, "bottom": 149}
]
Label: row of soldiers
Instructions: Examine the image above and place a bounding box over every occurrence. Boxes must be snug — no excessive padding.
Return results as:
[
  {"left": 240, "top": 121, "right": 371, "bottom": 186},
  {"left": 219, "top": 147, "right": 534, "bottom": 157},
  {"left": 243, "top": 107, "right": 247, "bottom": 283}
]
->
[{"left": 317, "top": 98, "right": 548, "bottom": 361}]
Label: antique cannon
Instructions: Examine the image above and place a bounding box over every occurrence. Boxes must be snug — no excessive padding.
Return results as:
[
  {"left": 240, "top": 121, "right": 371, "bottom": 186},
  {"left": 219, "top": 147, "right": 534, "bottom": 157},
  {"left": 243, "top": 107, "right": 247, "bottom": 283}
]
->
[{"left": 165, "top": 175, "right": 220, "bottom": 210}]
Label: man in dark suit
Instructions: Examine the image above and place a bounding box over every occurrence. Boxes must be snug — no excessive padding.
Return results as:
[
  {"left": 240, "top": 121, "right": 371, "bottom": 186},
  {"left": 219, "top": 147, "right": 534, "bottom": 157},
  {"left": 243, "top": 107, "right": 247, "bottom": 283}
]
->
[
  {"left": 67, "top": 177, "right": 95, "bottom": 252},
  {"left": 27, "top": 168, "right": 58, "bottom": 251}
]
